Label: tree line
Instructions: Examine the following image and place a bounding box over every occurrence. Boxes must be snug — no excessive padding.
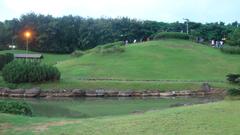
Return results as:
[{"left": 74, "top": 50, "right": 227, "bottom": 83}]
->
[{"left": 0, "top": 13, "right": 239, "bottom": 53}]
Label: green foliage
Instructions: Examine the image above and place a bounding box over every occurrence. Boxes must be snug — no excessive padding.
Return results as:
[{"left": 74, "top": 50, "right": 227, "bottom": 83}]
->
[
  {"left": 221, "top": 45, "right": 240, "bottom": 54},
  {"left": 228, "top": 28, "right": 240, "bottom": 47},
  {"left": 227, "top": 88, "right": 240, "bottom": 96},
  {"left": 94, "top": 42, "right": 125, "bottom": 54},
  {"left": 71, "top": 50, "right": 85, "bottom": 57},
  {"left": 226, "top": 74, "right": 240, "bottom": 84},
  {"left": 0, "top": 100, "right": 32, "bottom": 116},
  {"left": 2, "top": 60, "right": 61, "bottom": 83},
  {"left": 0, "top": 13, "right": 237, "bottom": 53},
  {"left": 0, "top": 53, "right": 14, "bottom": 70},
  {"left": 153, "top": 32, "right": 189, "bottom": 40}
]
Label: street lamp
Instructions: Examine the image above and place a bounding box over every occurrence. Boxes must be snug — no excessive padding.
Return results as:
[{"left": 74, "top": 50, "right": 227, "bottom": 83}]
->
[
  {"left": 24, "top": 31, "right": 31, "bottom": 57},
  {"left": 183, "top": 18, "right": 189, "bottom": 34}
]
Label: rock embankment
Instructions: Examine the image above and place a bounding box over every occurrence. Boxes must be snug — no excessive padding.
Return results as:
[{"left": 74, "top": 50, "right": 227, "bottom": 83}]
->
[{"left": 0, "top": 84, "right": 225, "bottom": 98}]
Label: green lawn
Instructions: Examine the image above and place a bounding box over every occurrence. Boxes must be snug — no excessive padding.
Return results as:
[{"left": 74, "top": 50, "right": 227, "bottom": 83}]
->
[
  {"left": 0, "top": 39, "right": 239, "bottom": 90},
  {"left": 1, "top": 100, "right": 239, "bottom": 135}
]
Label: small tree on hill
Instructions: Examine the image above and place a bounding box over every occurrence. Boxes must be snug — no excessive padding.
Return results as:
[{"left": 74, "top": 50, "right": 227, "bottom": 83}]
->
[{"left": 228, "top": 28, "right": 240, "bottom": 47}]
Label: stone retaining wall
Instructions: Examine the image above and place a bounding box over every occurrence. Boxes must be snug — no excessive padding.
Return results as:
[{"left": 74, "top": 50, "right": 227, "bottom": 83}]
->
[{"left": 0, "top": 87, "right": 225, "bottom": 98}]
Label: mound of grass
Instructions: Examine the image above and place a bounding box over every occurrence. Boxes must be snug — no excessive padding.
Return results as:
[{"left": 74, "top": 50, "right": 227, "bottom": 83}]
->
[{"left": 57, "top": 39, "right": 240, "bottom": 81}]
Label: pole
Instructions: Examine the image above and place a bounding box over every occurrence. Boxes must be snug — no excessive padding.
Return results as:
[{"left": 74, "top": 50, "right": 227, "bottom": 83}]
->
[
  {"left": 26, "top": 38, "right": 28, "bottom": 61},
  {"left": 183, "top": 18, "right": 189, "bottom": 34}
]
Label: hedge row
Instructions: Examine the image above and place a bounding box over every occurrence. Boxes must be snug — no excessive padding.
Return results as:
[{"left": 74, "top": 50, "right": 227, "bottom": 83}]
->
[
  {"left": 221, "top": 45, "right": 240, "bottom": 54},
  {"left": 2, "top": 60, "right": 61, "bottom": 83},
  {"left": 153, "top": 32, "right": 189, "bottom": 40},
  {"left": 94, "top": 41, "right": 125, "bottom": 54}
]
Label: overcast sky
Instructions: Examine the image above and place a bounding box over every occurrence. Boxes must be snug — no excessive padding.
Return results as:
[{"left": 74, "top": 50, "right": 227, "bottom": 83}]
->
[{"left": 0, "top": 0, "right": 239, "bottom": 23}]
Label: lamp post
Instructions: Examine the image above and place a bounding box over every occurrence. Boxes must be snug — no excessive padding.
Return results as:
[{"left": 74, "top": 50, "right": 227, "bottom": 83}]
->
[
  {"left": 183, "top": 18, "right": 189, "bottom": 34},
  {"left": 24, "top": 31, "right": 31, "bottom": 58}
]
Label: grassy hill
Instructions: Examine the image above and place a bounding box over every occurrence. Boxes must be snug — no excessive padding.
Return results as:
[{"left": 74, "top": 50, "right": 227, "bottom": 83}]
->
[
  {"left": 0, "top": 39, "right": 239, "bottom": 90},
  {"left": 1, "top": 100, "right": 240, "bottom": 135},
  {"left": 58, "top": 39, "right": 240, "bottom": 80}
]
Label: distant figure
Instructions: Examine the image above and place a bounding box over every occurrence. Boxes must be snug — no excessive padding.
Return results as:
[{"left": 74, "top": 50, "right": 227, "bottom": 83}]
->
[
  {"left": 133, "top": 39, "right": 137, "bottom": 43},
  {"left": 220, "top": 40, "right": 224, "bottom": 48},
  {"left": 211, "top": 40, "right": 215, "bottom": 47},
  {"left": 125, "top": 40, "right": 128, "bottom": 45},
  {"left": 215, "top": 41, "right": 220, "bottom": 48}
]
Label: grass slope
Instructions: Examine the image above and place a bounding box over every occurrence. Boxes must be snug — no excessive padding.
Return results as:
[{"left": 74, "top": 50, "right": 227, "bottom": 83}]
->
[
  {"left": 1, "top": 100, "right": 240, "bottom": 135},
  {"left": 58, "top": 40, "right": 240, "bottom": 80}
]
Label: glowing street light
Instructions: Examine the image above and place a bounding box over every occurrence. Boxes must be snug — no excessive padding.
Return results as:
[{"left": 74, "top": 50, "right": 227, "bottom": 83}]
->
[{"left": 24, "top": 31, "right": 31, "bottom": 57}]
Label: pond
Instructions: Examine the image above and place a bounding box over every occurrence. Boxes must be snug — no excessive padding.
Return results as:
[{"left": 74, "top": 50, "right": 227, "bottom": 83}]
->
[{"left": 0, "top": 96, "right": 223, "bottom": 118}]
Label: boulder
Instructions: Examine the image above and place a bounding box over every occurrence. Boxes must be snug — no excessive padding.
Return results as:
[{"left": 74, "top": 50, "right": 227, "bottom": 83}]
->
[
  {"left": 0, "top": 88, "right": 10, "bottom": 96},
  {"left": 86, "top": 91, "right": 97, "bottom": 97},
  {"left": 132, "top": 91, "right": 142, "bottom": 97},
  {"left": 201, "top": 83, "right": 211, "bottom": 92},
  {"left": 159, "top": 92, "right": 174, "bottom": 97},
  {"left": 71, "top": 89, "right": 86, "bottom": 97},
  {"left": 24, "top": 88, "right": 41, "bottom": 97},
  {"left": 118, "top": 91, "right": 132, "bottom": 97},
  {"left": 9, "top": 89, "right": 25, "bottom": 97},
  {"left": 104, "top": 91, "right": 119, "bottom": 97},
  {"left": 95, "top": 90, "right": 105, "bottom": 97}
]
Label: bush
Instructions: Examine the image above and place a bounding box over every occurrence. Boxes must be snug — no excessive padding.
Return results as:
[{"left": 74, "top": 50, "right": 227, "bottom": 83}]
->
[
  {"left": 2, "top": 60, "right": 61, "bottom": 83},
  {"left": 227, "top": 28, "right": 240, "bottom": 47},
  {"left": 221, "top": 45, "right": 240, "bottom": 54},
  {"left": 227, "top": 88, "right": 240, "bottom": 96},
  {"left": 226, "top": 74, "right": 240, "bottom": 84},
  {"left": 0, "top": 100, "right": 33, "bottom": 116},
  {"left": 0, "top": 53, "right": 14, "bottom": 70},
  {"left": 71, "top": 50, "right": 85, "bottom": 57},
  {"left": 94, "top": 41, "right": 125, "bottom": 54},
  {"left": 153, "top": 32, "right": 189, "bottom": 40}
]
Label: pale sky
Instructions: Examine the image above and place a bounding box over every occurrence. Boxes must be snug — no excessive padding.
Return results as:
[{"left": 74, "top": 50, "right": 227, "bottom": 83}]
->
[{"left": 0, "top": 0, "right": 239, "bottom": 23}]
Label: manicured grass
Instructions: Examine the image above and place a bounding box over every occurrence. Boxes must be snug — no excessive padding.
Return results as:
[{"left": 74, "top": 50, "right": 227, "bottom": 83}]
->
[
  {"left": 57, "top": 40, "right": 240, "bottom": 81},
  {"left": 0, "top": 39, "right": 239, "bottom": 90},
  {"left": 1, "top": 100, "right": 240, "bottom": 135}
]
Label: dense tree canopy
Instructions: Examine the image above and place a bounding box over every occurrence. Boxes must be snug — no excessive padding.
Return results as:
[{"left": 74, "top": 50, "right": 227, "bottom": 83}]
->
[{"left": 0, "top": 13, "right": 239, "bottom": 53}]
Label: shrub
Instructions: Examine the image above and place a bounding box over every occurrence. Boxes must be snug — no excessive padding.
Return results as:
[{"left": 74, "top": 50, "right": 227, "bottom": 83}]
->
[
  {"left": 227, "top": 88, "right": 240, "bottom": 96},
  {"left": 94, "top": 41, "right": 125, "bottom": 54},
  {"left": 153, "top": 32, "right": 189, "bottom": 40},
  {"left": 71, "top": 50, "right": 85, "bottom": 57},
  {"left": 221, "top": 45, "right": 240, "bottom": 54},
  {"left": 226, "top": 74, "right": 240, "bottom": 84},
  {"left": 227, "top": 28, "right": 240, "bottom": 47},
  {"left": 2, "top": 60, "right": 61, "bottom": 83},
  {"left": 0, "top": 53, "right": 14, "bottom": 70},
  {"left": 0, "top": 100, "right": 33, "bottom": 116}
]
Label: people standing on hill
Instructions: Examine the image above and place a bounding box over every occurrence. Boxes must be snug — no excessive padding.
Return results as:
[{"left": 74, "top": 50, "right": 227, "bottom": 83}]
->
[
  {"left": 133, "top": 39, "right": 137, "bottom": 43},
  {"left": 211, "top": 39, "right": 215, "bottom": 47},
  {"left": 220, "top": 40, "right": 224, "bottom": 48},
  {"left": 216, "top": 41, "right": 220, "bottom": 48},
  {"left": 125, "top": 40, "right": 128, "bottom": 45}
]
